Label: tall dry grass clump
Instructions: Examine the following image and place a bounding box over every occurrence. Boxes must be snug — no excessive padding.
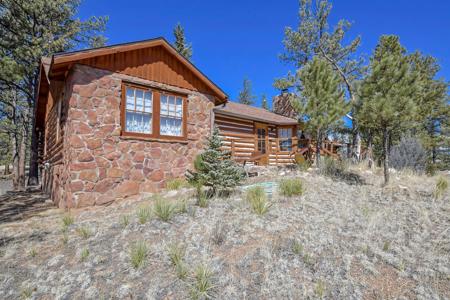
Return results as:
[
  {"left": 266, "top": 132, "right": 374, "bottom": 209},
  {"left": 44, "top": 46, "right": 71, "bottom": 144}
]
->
[
  {"left": 279, "top": 178, "right": 304, "bottom": 197},
  {"left": 166, "top": 178, "right": 188, "bottom": 190},
  {"left": 245, "top": 186, "right": 271, "bottom": 215},
  {"left": 130, "top": 241, "right": 149, "bottom": 269},
  {"left": 433, "top": 176, "right": 448, "bottom": 200},
  {"left": 153, "top": 197, "right": 176, "bottom": 222}
]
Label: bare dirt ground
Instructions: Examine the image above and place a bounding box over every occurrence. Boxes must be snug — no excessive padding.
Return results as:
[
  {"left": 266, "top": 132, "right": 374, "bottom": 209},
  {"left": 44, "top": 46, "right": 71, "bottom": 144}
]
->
[
  {"left": 0, "top": 168, "right": 448, "bottom": 299},
  {"left": 0, "top": 178, "right": 13, "bottom": 196}
]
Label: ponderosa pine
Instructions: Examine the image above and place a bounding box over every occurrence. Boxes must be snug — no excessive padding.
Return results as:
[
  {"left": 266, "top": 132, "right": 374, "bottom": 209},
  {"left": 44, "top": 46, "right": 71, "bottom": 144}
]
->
[
  {"left": 291, "top": 57, "right": 348, "bottom": 167},
  {"left": 358, "top": 35, "right": 418, "bottom": 184},
  {"left": 238, "top": 78, "right": 256, "bottom": 105},
  {"left": 0, "top": 0, "right": 108, "bottom": 188},
  {"left": 173, "top": 23, "right": 193, "bottom": 60},
  {"left": 275, "top": 0, "right": 364, "bottom": 159}
]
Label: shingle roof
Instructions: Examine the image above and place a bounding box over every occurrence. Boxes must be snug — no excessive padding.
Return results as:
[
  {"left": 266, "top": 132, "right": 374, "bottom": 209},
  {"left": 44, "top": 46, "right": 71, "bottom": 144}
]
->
[{"left": 214, "top": 101, "right": 298, "bottom": 125}]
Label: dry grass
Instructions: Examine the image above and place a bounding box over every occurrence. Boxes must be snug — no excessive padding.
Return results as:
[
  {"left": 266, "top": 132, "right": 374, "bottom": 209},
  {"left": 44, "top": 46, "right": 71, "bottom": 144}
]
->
[
  {"left": 76, "top": 225, "right": 92, "bottom": 239},
  {"left": 190, "top": 264, "right": 215, "bottom": 300},
  {"left": 245, "top": 186, "right": 271, "bottom": 215},
  {"left": 0, "top": 169, "right": 449, "bottom": 299},
  {"left": 166, "top": 178, "right": 189, "bottom": 190},
  {"left": 130, "top": 241, "right": 149, "bottom": 269},
  {"left": 61, "top": 214, "right": 74, "bottom": 228},
  {"left": 136, "top": 205, "right": 151, "bottom": 224},
  {"left": 433, "top": 176, "right": 448, "bottom": 199},
  {"left": 278, "top": 178, "right": 304, "bottom": 197},
  {"left": 80, "top": 248, "right": 89, "bottom": 261},
  {"left": 167, "top": 242, "right": 187, "bottom": 279},
  {"left": 153, "top": 197, "right": 176, "bottom": 222},
  {"left": 120, "top": 214, "right": 130, "bottom": 227}
]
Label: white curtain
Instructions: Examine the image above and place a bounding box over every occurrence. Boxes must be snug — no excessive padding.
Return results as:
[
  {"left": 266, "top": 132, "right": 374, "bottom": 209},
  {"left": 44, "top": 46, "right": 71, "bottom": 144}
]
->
[
  {"left": 125, "top": 87, "right": 152, "bottom": 134},
  {"left": 160, "top": 94, "right": 183, "bottom": 136},
  {"left": 126, "top": 112, "right": 151, "bottom": 133}
]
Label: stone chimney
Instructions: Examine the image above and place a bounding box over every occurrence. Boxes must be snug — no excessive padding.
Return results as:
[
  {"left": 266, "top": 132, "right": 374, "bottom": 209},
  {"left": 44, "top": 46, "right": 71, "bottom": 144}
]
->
[{"left": 272, "top": 91, "right": 298, "bottom": 119}]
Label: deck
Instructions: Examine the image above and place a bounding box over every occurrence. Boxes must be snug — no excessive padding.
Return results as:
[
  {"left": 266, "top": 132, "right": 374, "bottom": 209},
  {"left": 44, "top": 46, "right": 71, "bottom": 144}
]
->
[{"left": 220, "top": 132, "right": 342, "bottom": 165}]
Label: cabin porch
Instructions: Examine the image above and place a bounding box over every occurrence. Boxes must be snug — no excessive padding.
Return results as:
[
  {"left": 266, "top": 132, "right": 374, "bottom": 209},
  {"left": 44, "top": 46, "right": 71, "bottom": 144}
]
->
[
  {"left": 221, "top": 133, "right": 343, "bottom": 166},
  {"left": 213, "top": 103, "right": 344, "bottom": 166}
]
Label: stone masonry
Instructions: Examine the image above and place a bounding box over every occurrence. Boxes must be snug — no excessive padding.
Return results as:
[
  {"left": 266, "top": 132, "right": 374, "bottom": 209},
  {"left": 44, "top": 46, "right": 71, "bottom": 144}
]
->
[{"left": 53, "top": 64, "right": 213, "bottom": 208}]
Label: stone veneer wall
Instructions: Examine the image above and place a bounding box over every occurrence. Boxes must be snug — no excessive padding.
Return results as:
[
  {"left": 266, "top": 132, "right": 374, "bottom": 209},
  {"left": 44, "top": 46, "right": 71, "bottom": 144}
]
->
[{"left": 55, "top": 64, "right": 213, "bottom": 208}]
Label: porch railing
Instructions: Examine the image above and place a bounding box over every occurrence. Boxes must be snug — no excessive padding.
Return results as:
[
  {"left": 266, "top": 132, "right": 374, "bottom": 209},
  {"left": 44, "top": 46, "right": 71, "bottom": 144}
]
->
[{"left": 220, "top": 133, "right": 342, "bottom": 165}]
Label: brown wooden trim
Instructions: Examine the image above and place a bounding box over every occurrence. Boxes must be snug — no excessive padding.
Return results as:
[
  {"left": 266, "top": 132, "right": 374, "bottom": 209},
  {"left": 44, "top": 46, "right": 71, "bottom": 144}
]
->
[
  {"left": 52, "top": 38, "right": 227, "bottom": 101},
  {"left": 120, "top": 82, "right": 188, "bottom": 141},
  {"left": 154, "top": 91, "right": 161, "bottom": 136},
  {"left": 122, "top": 80, "right": 189, "bottom": 97},
  {"left": 214, "top": 114, "right": 254, "bottom": 126},
  {"left": 119, "top": 135, "right": 189, "bottom": 144},
  {"left": 183, "top": 96, "right": 188, "bottom": 138}
]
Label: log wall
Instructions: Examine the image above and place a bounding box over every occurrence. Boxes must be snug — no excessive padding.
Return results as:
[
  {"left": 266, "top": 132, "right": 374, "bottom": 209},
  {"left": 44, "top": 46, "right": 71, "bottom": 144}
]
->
[{"left": 214, "top": 113, "right": 297, "bottom": 165}]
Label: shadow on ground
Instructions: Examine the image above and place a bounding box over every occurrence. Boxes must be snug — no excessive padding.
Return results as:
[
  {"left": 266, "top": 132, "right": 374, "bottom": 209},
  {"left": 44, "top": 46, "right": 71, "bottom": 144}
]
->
[{"left": 0, "top": 189, "right": 53, "bottom": 224}]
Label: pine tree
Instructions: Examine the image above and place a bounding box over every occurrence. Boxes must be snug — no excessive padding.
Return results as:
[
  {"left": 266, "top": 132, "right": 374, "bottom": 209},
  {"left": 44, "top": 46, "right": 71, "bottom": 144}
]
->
[
  {"left": 173, "top": 23, "right": 192, "bottom": 60},
  {"left": 0, "top": 0, "right": 108, "bottom": 188},
  {"left": 261, "top": 94, "right": 269, "bottom": 110},
  {"left": 238, "top": 78, "right": 256, "bottom": 105},
  {"left": 186, "top": 126, "right": 244, "bottom": 193},
  {"left": 358, "top": 35, "right": 418, "bottom": 184},
  {"left": 408, "top": 52, "right": 449, "bottom": 165},
  {"left": 291, "top": 57, "right": 349, "bottom": 167},
  {"left": 275, "top": 0, "right": 364, "bottom": 159}
]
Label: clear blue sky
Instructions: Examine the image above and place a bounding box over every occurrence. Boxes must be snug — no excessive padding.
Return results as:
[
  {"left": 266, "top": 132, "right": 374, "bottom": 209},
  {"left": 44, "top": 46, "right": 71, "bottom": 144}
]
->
[{"left": 77, "top": 0, "right": 450, "bottom": 108}]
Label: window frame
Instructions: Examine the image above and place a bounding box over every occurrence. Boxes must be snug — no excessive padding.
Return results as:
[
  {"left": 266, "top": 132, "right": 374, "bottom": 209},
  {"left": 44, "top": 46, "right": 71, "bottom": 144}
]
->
[
  {"left": 120, "top": 82, "right": 188, "bottom": 141},
  {"left": 277, "top": 126, "right": 294, "bottom": 152}
]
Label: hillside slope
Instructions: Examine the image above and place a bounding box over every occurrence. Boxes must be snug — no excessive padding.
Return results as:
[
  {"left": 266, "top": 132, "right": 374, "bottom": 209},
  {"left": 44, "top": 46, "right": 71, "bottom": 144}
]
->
[{"left": 0, "top": 170, "right": 449, "bottom": 299}]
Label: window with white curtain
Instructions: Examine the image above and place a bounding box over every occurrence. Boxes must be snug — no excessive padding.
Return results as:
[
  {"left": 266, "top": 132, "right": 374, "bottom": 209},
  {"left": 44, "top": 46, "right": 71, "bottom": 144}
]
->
[
  {"left": 278, "top": 127, "right": 293, "bottom": 151},
  {"left": 125, "top": 86, "right": 152, "bottom": 134},
  {"left": 160, "top": 94, "right": 183, "bottom": 136}
]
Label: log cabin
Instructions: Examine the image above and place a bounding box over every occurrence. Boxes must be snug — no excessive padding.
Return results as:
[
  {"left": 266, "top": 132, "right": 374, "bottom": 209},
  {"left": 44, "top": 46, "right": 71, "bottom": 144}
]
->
[
  {"left": 34, "top": 37, "right": 340, "bottom": 208},
  {"left": 214, "top": 102, "right": 300, "bottom": 165}
]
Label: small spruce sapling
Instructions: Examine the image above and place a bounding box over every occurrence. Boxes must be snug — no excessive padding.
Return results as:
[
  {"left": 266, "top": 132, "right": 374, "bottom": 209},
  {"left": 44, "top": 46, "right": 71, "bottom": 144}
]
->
[{"left": 186, "top": 126, "right": 244, "bottom": 194}]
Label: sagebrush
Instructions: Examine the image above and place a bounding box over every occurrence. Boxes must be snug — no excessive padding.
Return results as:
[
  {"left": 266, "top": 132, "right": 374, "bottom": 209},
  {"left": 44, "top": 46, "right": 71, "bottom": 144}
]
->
[{"left": 389, "top": 136, "right": 427, "bottom": 173}]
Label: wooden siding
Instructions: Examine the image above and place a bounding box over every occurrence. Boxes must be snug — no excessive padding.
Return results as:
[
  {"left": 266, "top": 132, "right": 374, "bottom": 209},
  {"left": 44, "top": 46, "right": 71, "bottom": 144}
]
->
[
  {"left": 44, "top": 81, "right": 65, "bottom": 165},
  {"left": 215, "top": 114, "right": 255, "bottom": 162},
  {"left": 69, "top": 46, "right": 216, "bottom": 96},
  {"left": 215, "top": 113, "right": 297, "bottom": 165}
]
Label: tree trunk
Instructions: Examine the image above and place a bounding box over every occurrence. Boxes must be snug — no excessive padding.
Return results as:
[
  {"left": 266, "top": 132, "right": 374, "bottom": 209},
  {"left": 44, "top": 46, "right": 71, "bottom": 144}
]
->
[
  {"left": 17, "top": 124, "right": 27, "bottom": 190},
  {"left": 11, "top": 93, "right": 21, "bottom": 190},
  {"left": 383, "top": 128, "right": 390, "bottom": 185},
  {"left": 12, "top": 130, "right": 20, "bottom": 190},
  {"left": 351, "top": 117, "right": 361, "bottom": 161},
  {"left": 367, "top": 131, "right": 373, "bottom": 169},
  {"left": 316, "top": 129, "right": 321, "bottom": 168},
  {"left": 432, "top": 146, "right": 437, "bottom": 164},
  {"left": 28, "top": 124, "right": 39, "bottom": 186},
  {"left": 4, "top": 163, "right": 10, "bottom": 175},
  {"left": 28, "top": 70, "right": 40, "bottom": 186}
]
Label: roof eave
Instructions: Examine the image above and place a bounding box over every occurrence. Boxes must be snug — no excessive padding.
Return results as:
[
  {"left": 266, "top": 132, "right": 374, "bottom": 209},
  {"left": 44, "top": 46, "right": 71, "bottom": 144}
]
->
[
  {"left": 50, "top": 37, "right": 228, "bottom": 102},
  {"left": 214, "top": 109, "right": 298, "bottom": 126}
]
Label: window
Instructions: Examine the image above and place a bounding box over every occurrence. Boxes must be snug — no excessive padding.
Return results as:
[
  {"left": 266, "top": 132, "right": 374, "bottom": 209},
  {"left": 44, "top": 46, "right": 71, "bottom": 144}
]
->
[
  {"left": 160, "top": 94, "right": 183, "bottom": 136},
  {"left": 278, "top": 127, "right": 292, "bottom": 151},
  {"left": 121, "top": 83, "right": 186, "bottom": 139},
  {"left": 124, "top": 86, "right": 153, "bottom": 134}
]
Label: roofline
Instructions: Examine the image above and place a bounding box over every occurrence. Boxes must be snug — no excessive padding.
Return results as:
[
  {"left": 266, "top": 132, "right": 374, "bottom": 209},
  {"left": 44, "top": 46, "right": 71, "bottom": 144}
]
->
[
  {"left": 51, "top": 37, "right": 228, "bottom": 101},
  {"left": 214, "top": 109, "right": 298, "bottom": 126}
]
